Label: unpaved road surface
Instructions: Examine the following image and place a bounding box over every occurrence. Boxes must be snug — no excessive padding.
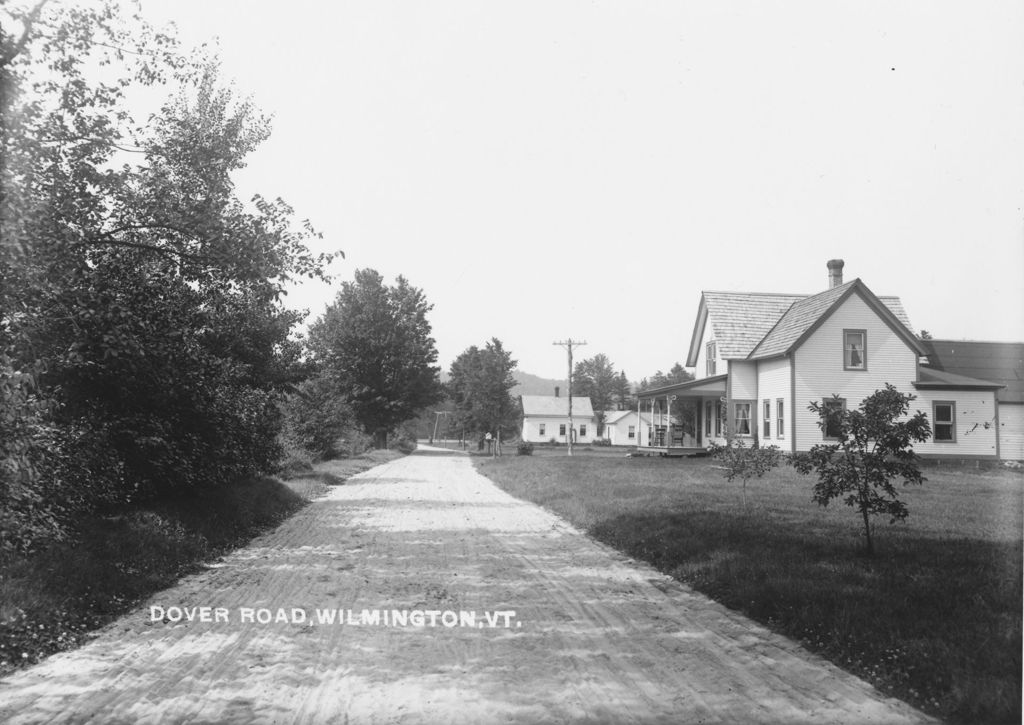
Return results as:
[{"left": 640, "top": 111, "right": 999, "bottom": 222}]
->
[{"left": 0, "top": 448, "right": 934, "bottom": 724}]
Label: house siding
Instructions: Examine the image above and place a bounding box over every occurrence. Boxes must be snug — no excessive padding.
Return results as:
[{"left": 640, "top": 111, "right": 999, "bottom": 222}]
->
[
  {"left": 912, "top": 390, "right": 999, "bottom": 458},
  {"left": 793, "top": 292, "right": 918, "bottom": 451},
  {"left": 521, "top": 416, "right": 597, "bottom": 444},
  {"left": 756, "top": 357, "right": 792, "bottom": 452},
  {"left": 694, "top": 326, "right": 716, "bottom": 379},
  {"left": 998, "top": 404, "right": 1024, "bottom": 460}
]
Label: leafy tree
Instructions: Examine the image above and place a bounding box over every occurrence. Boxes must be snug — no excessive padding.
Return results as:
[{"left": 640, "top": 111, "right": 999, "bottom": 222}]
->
[
  {"left": 573, "top": 353, "right": 617, "bottom": 435},
  {"left": 0, "top": 1, "right": 335, "bottom": 549},
  {"left": 791, "top": 385, "right": 932, "bottom": 556},
  {"left": 612, "top": 370, "right": 633, "bottom": 411},
  {"left": 309, "top": 270, "right": 443, "bottom": 448},
  {"left": 709, "top": 439, "right": 781, "bottom": 509},
  {"left": 282, "top": 372, "right": 354, "bottom": 460},
  {"left": 447, "top": 338, "right": 518, "bottom": 449}
]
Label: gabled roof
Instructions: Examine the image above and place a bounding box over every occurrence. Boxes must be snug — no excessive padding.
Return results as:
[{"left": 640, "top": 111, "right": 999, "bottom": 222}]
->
[
  {"left": 686, "top": 281, "right": 919, "bottom": 365},
  {"left": 920, "top": 340, "right": 1024, "bottom": 403},
  {"left": 520, "top": 395, "right": 595, "bottom": 417},
  {"left": 603, "top": 410, "right": 652, "bottom": 425},
  {"left": 748, "top": 279, "right": 924, "bottom": 360},
  {"left": 913, "top": 367, "right": 1004, "bottom": 391}
]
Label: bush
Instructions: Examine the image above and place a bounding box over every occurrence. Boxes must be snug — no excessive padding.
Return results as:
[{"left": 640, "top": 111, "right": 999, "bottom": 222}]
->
[
  {"left": 517, "top": 441, "right": 534, "bottom": 456},
  {"left": 592, "top": 438, "right": 611, "bottom": 447}
]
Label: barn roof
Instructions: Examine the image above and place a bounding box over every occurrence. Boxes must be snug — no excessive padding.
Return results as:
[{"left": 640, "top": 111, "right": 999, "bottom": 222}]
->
[
  {"left": 920, "top": 340, "right": 1024, "bottom": 403},
  {"left": 520, "top": 395, "right": 595, "bottom": 417}
]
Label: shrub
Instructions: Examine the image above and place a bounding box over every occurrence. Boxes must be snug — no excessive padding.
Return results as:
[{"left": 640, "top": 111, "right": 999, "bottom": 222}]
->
[
  {"left": 592, "top": 438, "right": 611, "bottom": 447},
  {"left": 517, "top": 441, "right": 534, "bottom": 456}
]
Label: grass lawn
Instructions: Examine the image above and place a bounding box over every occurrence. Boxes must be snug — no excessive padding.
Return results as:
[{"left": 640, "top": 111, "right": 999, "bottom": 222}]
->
[
  {"left": 474, "top": 453, "right": 1023, "bottom": 724},
  {"left": 0, "top": 449, "right": 401, "bottom": 678}
]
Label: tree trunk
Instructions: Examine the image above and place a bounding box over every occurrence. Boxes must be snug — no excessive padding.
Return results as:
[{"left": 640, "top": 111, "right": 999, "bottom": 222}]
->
[
  {"left": 374, "top": 430, "right": 387, "bottom": 450},
  {"left": 859, "top": 487, "right": 874, "bottom": 556}
]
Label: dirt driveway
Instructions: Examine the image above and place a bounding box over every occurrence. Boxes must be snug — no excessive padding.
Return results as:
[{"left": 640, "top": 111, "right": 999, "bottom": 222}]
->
[{"left": 0, "top": 448, "right": 934, "bottom": 724}]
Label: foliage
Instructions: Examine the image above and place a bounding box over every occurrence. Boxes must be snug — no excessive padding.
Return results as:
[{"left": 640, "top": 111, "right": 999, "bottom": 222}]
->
[
  {"left": 447, "top": 338, "right": 518, "bottom": 441},
  {"left": 281, "top": 372, "right": 352, "bottom": 460},
  {"left": 0, "top": 1, "right": 336, "bottom": 550},
  {"left": 308, "top": 269, "right": 443, "bottom": 448},
  {"left": 640, "top": 363, "right": 694, "bottom": 391},
  {"left": 791, "top": 385, "right": 931, "bottom": 556},
  {"left": 573, "top": 353, "right": 617, "bottom": 434},
  {"left": 709, "top": 439, "right": 782, "bottom": 508},
  {"left": 516, "top": 441, "right": 534, "bottom": 456},
  {"left": 612, "top": 370, "right": 633, "bottom": 411}
]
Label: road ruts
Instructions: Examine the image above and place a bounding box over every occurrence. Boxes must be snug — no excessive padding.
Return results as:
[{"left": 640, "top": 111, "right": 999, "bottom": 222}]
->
[{"left": 0, "top": 447, "right": 937, "bottom": 724}]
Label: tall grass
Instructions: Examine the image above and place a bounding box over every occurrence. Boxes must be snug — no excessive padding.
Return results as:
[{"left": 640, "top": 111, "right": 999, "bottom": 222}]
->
[{"left": 475, "top": 455, "right": 1023, "bottom": 724}]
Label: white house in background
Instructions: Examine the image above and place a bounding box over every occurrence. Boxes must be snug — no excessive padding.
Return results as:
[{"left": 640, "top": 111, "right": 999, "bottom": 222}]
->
[
  {"left": 520, "top": 394, "right": 596, "bottom": 444},
  {"left": 602, "top": 410, "right": 651, "bottom": 446},
  {"left": 919, "top": 340, "right": 1024, "bottom": 461},
  {"left": 636, "top": 259, "right": 1005, "bottom": 459}
]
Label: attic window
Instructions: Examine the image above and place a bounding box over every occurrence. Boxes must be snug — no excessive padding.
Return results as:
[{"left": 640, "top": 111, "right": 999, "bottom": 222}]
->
[
  {"left": 706, "top": 341, "right": 717, "bottom": 376},
  {"left": 844, "top": 330, "right": 866, "bottom": 370}
]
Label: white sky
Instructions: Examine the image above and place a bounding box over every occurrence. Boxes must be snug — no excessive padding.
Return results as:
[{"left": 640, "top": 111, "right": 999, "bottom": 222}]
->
[{"left": 132, "top": 0, "right": 1023, "bottom": 380}]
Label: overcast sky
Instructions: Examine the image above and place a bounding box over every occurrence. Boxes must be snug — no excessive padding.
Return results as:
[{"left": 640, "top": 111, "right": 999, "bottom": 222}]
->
[{"left": 135, "top": 0, "right": 1024, "bottom": 380}]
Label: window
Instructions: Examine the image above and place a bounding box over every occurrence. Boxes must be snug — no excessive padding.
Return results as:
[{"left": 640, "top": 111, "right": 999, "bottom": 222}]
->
[
  {"left": 705, "top": 401, "right": 712, "bottom": 436},
  {"left": 843, "top": 330, "right": 866, "bottom": 370},
  {"left": 734, "top": 402, "right": 752, "bottom": 436},
  {"left": 822, "top": 398, "right": 847, "bottom": 439},
  {"left": 579, "top": 424, "right": 587, "bottom": 437},
  {"left": 763, "top": 400, "right": 771, "bottom": 438},
  {"left": 776, "top": 399, "right": 784, "bottom": 437},
  {"left": 933, "top": 402, "right": 956, "bottom": 442},
  {"left": 539, "top": 423, "right": 546, "bottom": 436},
  {"left": 628, "top": 425, "right": 635, "bottom": 440},
  {"left": 559, "top": 423, "right": 566, "bottom": 437},
  {"left": 706, "top": 341, "right": 717, "bottom": 376}
]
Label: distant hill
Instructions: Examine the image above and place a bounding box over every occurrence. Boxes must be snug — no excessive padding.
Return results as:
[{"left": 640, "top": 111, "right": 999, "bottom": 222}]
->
[
  {"left": 510, "top": 371, "right": 568, "bottom": 398},
  {"left": 438, "top": 369, "right": 567, "bottom": 398}
]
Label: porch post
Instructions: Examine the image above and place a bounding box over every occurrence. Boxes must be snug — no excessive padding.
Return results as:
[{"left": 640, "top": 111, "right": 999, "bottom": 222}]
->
[{"left": 636, "top": 393, "right": 642, "bottom": 447}]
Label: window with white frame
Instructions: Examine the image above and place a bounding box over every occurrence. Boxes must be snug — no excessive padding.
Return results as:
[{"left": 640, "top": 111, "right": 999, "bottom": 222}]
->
[
  {"left": 734, "top": 402, "right": 752, "bottom": 436},
  {"left": 706, "top": 341, "right": 717, "bottom": 376},
  {"left": 843, "top": 330, "right": 867, "bottom": 370},
  {"left": 628, "top": 425, "right": 635, "bottom": 439},
  {"left": 579, "top": 424, "right": 587, "bottom": 437},
  {"left": 763, "top": 400, "right": 771, "bottom": 438},
  {"left": 539, "top": 423, "right": 546, "bottom": 436},
  {"left": 776, "top": 399, "right": 784, "bottom": 437},
  {"left": 559, "top": 423, "right": 566, "bottom": 436},
  {"left": 933, "top": 401, "right": 956, "bottom": 442},
  {"left": 705, "top": 401, "right": 712, "bottom": 436}
]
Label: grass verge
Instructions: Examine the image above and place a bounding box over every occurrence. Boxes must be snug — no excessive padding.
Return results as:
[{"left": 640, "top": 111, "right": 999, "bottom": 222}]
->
[
  {"left": 474, "top": 454, "right": 1023, "bottom": 725},
  {"left": 0, "top": 449, "right": 402, "bottom": 677}
]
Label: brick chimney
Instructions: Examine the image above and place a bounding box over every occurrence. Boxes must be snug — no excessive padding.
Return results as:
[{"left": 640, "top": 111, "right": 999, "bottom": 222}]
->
[
  {"left": 827, "top": 259, "right": 845, "bottom": 289},
  {"left": 554, "top": 386, "right": 560, "bottom": 397}
]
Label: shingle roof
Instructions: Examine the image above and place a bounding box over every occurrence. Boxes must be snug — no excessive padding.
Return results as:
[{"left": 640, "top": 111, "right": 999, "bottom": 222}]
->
[
  {"left": 920, "top": 340, "right": 1024, "bottom": 403},
  {"left": 520, "top": 395, "right": 595, "bottom": 417},
  {"left": 702, "top": 281, "right": 917, "bottom": 361},
  {"left": 702, "top": 292, "right": 804, "bottom": 359}
]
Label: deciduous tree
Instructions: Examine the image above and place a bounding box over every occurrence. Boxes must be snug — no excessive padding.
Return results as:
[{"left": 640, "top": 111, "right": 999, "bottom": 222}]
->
[
  {"left": 309, "top": 270, "right": 443, "bottom": 448},
  {"left": 447, "top": 338, "right": 518, "bottom": 448},
  {"left": 791, "top": 385, "right": 932, "bottom": 556}
]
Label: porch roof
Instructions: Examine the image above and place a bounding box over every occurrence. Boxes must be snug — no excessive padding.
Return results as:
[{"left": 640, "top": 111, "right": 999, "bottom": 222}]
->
[{"left": 637, "top": 374, "right": 727, "bottom": 400}]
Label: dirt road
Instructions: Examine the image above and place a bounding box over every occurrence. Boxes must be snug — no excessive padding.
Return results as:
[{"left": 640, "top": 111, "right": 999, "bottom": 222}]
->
[{"left": 0, "top": 448, "right": 934, "bottom": 724}]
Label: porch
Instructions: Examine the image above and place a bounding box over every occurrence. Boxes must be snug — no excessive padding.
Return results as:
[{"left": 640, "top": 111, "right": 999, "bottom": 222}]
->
[{"left": 635, "top": 374, "right": 728, "bottom": 457}]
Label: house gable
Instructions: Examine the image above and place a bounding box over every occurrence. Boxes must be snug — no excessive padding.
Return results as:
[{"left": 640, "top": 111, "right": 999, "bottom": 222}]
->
[{"left": 749, "top": 279, "right": 926, "bottom": 361}]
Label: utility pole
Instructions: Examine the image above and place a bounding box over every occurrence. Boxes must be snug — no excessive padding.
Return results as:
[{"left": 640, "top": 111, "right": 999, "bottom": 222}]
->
[{"left": 553, "top": 338, "right": 587, "bottom": 456}]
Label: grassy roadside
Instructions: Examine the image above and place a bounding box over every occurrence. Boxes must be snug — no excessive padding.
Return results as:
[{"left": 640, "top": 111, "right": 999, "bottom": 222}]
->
[
  {"left": 474, "top": 454, "right": 1023, "bottom": 725},
  {"left": 0, "top": 449, "right": 402, "bottom": 678}
]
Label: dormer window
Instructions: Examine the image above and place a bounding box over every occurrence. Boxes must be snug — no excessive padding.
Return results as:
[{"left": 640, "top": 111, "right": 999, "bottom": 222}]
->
[
  {"left": 843, "top": 330, "right": 866, "bottom": 370},
  {"left": 706, "top": 341, "right": 717, "bottom": 376}
]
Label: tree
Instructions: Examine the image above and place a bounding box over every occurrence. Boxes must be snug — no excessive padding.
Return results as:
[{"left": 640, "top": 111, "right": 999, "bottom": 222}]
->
[
  {"left": 1, "top": 2, "right": 335, "bottom": 549},
  {"left": 791, "top": 385, "right": 932, "bottom": 556},
  {"left": 613, "top": 371, "right": 633, "bottom": 411},
  {"left": 709, "top": 439, "right": 781, "bottom": 509},
  {"left": 573, "top": 353, "right": 617, "bottom": 436},
  {"left": 309, "top": 270, "right": 443, "bottom": 448},
  {"left": 447, "top": 338, "right": 518, "bottom": 450}
]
